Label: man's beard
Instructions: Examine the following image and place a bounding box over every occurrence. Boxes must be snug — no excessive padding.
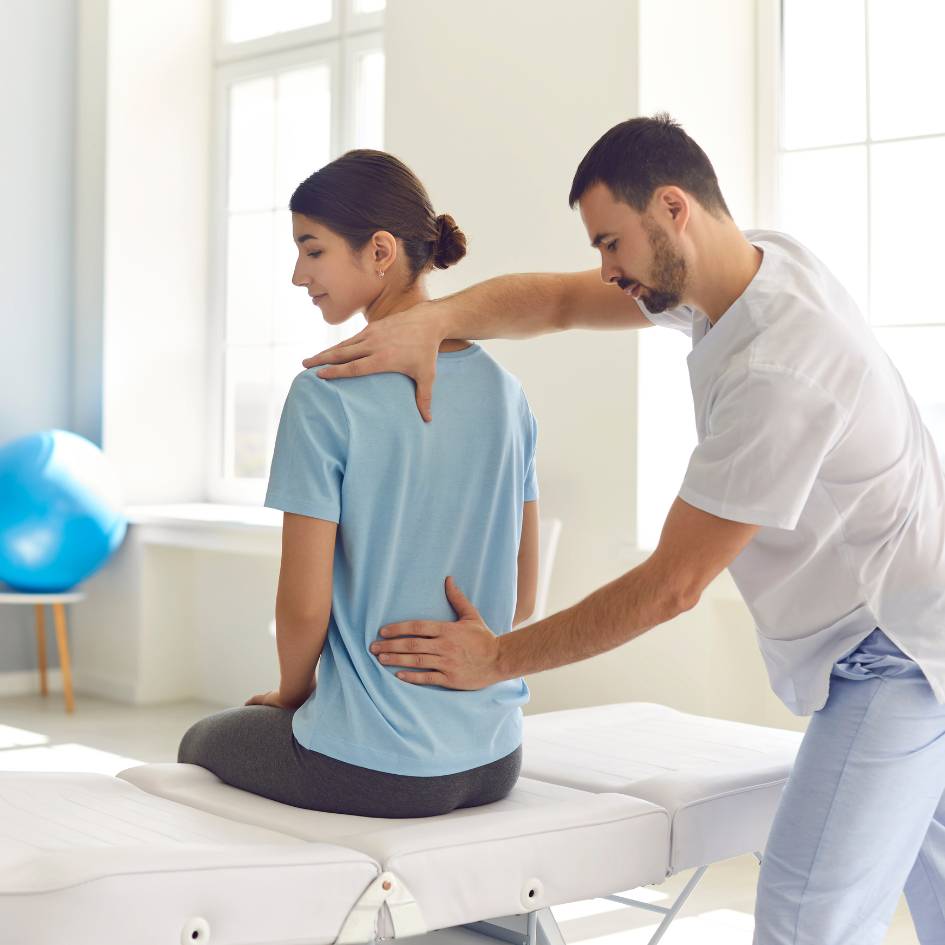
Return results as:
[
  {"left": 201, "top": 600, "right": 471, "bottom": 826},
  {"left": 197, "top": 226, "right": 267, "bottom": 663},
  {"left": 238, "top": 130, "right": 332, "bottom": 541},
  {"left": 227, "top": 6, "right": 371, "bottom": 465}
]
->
[{"left": 638, "top": 216, "right": 687, "bottom": 314}]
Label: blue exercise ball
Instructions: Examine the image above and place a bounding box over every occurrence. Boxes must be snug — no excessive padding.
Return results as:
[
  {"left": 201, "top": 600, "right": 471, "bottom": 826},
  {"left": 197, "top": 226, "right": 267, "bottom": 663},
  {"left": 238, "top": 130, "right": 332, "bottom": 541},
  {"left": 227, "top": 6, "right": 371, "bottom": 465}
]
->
[{"left": 0, "top": 430, "right": 127, "bottom": 593}]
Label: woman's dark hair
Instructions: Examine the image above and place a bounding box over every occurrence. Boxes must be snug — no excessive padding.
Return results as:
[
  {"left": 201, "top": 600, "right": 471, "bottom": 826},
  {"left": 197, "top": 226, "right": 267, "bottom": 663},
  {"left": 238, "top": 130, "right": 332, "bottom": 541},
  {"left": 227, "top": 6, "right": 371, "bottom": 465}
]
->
[
  {"left": 569, "top": 113, "right": 731, "bottom": 219},
  {"left": 290, "top": 149, "right": 467, "bottom": 281}
]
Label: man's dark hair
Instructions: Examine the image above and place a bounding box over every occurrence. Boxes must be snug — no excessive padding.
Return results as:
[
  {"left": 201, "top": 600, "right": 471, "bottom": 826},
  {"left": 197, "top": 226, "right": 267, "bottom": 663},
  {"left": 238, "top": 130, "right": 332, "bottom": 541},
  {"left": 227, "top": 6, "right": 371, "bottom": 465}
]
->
[{"left": 568, "top": 113, "right": 731, "bottom": 218}]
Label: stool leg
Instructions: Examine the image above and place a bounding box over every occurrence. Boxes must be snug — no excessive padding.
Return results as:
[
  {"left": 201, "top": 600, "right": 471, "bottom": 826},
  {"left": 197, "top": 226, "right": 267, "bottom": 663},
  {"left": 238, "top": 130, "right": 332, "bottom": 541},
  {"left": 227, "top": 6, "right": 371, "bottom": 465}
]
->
[
  {"left": 34, "top": 605, "right": 48, "bottom": 697},
  {"left": 51, "top": 603, "right": 75, "bottom": 714}
]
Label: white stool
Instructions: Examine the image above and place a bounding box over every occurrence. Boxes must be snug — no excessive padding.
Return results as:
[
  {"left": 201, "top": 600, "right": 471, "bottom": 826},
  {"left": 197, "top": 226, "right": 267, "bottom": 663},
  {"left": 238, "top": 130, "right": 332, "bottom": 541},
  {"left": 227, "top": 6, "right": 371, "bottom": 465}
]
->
[{"left": 0, "top": 586, "right": 84, "bottom": 713}]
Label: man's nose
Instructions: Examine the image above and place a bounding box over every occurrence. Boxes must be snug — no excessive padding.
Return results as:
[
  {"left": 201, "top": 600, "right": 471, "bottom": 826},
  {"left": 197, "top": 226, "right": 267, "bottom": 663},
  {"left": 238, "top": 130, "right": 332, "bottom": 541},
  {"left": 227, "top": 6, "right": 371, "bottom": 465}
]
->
[{"left": 601, "top": 264, "right": 620, "bottom": 285}]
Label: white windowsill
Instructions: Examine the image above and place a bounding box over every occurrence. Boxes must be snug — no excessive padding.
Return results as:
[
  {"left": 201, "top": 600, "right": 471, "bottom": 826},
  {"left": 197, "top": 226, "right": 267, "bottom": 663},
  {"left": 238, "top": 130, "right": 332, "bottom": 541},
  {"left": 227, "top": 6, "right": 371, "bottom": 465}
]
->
[
  {"left": 124, "top": 504, "right": 747, "bottom": 605},
  {"left": 126, "top": 503, "right": 283, "bottom": 556}
]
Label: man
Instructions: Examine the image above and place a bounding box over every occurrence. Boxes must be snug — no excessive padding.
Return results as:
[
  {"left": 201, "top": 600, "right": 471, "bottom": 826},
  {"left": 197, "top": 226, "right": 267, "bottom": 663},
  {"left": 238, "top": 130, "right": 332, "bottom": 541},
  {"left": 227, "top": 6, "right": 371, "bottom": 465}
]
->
[{"left": 305, "top": 114, "right": 945, "bottom": 944}]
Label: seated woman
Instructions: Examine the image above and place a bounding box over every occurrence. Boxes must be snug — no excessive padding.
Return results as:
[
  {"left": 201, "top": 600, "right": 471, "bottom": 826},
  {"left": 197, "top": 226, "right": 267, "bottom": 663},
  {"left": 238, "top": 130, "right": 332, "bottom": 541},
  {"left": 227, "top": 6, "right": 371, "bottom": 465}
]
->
[{"left": 178, "top": 150, "right": 540, "bottom": 817}]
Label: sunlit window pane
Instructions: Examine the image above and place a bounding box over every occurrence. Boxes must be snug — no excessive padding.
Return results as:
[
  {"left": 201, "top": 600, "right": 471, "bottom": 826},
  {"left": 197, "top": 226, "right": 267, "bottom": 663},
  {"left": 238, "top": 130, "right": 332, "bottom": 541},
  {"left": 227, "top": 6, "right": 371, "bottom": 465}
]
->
[
  {"left": 870, "top": 138, "right": 945, "bottom": 326},
  {"left": 354, "top": 0, "right": 386, "bottom": 13},
  {"left": 273, "top": 210, "right": 314, "bottom": 344},
  {"left": 228, "top": 77, "right": 275, "bottom": 212},
  {"left": 226, "top": 212, "right": 275, "bottom": 345},
  {"left": 636, "top": 329, "right": 695, "bottom": 549},
  {"left": 868, "top": 0, "right": 945, "bottom": 141},
  {"left": 225, "top": 347, "right": 273, "bottom": 479},
  {"left": 354, "top": 50, "right": 385, "bottom": 150},
  {"left": 276, "top": 64, "right": 332, "bottom": 206},
  {"left": 224, "top": 0, "right": 333, "bottom": 44},
  {"left": 781, "top": 0, "right": 866, "bottom": 150},
  {"left": 874, "top": 326, "right": 945, "bottom": 462},
  {"left": 779, "top": 146, "right": 869, "bottom": 315}
]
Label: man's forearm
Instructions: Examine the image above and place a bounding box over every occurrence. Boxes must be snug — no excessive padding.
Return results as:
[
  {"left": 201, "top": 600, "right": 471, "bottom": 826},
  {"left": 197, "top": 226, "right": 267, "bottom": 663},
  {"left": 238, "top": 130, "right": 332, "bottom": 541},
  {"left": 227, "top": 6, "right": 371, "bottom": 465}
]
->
[
  {"left": 495, "top": 560, "right": 696, "bottom": 679},
  {"left": 437, "top": 273, "right": 572, "bottom": 342}
]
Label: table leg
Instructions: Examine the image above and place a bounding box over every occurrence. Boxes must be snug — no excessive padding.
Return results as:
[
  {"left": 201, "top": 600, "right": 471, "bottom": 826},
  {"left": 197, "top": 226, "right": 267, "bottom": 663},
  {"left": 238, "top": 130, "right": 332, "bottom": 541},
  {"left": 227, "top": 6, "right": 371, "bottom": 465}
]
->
[
  {"left": 34, "top": 604, "right": 48, "bottom": 697},
  {"left": 52, "top": 603, "right": 75, "bottom": 714}
]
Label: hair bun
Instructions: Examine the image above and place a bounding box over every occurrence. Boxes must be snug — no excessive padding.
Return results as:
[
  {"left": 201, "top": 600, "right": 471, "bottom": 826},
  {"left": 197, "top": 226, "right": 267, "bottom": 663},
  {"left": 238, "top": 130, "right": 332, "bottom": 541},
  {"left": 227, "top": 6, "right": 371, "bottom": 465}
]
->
[{"left": 432, "top": 213, "right": 467, "bottom": 269}]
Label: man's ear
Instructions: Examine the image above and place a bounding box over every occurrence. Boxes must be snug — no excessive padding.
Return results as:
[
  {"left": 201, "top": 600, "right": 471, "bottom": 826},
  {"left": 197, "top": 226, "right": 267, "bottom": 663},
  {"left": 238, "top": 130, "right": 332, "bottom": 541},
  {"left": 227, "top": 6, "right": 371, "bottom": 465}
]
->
[{"left": 656, "top": 186, "right": 690, "bottom": 233}]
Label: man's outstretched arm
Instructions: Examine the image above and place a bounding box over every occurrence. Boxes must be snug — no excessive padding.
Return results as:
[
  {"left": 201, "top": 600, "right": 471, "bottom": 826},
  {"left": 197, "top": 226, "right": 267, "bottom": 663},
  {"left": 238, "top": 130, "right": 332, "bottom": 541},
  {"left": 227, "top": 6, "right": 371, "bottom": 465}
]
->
[
  {"left": 369, "top": 497, "right": 759, "bottom": 688},
  {"left": 304, "top": 269, "right": 651, "bottom": 421}
]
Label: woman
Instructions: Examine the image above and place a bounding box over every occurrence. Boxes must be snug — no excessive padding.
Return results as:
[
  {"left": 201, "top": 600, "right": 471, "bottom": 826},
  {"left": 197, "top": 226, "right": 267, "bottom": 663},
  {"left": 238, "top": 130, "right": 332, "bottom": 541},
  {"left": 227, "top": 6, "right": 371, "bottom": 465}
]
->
[{"left": 178, "top": 150, "right": 540, "bottom": 817}]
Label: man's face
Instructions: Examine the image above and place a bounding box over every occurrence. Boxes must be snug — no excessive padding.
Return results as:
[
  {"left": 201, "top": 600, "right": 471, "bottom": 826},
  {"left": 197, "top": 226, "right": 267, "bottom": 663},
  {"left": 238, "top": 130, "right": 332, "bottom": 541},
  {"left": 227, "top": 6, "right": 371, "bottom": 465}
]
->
[{"left": 578, "top": 181, "right": 688, "bottom": 314}]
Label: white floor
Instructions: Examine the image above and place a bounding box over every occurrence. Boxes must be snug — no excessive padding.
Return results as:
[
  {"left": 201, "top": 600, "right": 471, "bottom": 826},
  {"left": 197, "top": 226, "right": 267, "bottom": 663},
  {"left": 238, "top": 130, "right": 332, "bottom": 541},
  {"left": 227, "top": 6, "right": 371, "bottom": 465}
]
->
[{"left": 0, "top": 691, "right": 920, "bottom": 945}]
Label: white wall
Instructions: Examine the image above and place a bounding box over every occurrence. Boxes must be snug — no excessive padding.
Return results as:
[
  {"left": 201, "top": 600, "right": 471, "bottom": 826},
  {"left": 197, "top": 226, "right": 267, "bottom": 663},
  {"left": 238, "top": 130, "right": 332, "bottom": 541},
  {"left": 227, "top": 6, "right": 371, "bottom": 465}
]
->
[
  {"left": 0, "top": 0, "right": 77, "bottom": 677},
  {"left": 100, "top": 1, "right": 213, "bottom": 502},
  {"left": 382, "top": 0, "right": 804, "bottom": 730},
  {"left": 384, "top": 0, "right": 640, "bottom": 694},
  {"left": 3, "top": 0, "right": 806, "bottom": 732}
]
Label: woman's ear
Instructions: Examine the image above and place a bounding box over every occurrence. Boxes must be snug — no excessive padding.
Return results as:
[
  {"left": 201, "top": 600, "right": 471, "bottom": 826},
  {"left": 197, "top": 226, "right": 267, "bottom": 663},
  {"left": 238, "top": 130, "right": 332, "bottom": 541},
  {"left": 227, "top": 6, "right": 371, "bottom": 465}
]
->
[{"left": 371, "top": 230, "right": 397, "bottom": 277}]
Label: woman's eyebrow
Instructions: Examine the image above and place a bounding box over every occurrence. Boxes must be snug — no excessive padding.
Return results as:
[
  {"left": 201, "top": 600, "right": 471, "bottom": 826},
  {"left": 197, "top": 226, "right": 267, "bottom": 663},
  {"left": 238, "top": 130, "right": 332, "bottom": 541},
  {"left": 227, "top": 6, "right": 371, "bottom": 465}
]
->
[{"left": 296, "top": 234, "right": 320, "bottom": 245}]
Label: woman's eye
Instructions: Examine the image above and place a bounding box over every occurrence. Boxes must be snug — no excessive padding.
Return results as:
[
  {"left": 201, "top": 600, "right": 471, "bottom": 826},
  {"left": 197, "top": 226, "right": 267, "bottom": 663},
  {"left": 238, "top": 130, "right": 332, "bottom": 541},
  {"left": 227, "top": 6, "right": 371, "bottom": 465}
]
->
[
  {"left": 308, "top": 251, "right": 323, "bottom": 259},
  {"left": 606, "top": 240, "right": 617, "bottom": 252}
]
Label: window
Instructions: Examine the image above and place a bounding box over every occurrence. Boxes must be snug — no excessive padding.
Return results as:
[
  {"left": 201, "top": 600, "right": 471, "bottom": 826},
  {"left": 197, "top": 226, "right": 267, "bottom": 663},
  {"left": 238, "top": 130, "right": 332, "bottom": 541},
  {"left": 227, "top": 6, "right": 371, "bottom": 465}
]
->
[
  {"left": 209, "top": 0, "right": 385, "bottom": 503},
  {"left": 776, "top": 0, "right": 945, "bottom": 453}
]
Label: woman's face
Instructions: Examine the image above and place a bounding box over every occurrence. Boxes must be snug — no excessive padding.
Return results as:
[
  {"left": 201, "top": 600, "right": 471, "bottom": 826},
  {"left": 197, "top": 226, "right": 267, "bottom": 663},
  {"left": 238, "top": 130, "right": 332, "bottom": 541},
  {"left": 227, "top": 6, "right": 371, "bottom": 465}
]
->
[{"left": 291, "top": 214, "right": 379, "bottom": 325}]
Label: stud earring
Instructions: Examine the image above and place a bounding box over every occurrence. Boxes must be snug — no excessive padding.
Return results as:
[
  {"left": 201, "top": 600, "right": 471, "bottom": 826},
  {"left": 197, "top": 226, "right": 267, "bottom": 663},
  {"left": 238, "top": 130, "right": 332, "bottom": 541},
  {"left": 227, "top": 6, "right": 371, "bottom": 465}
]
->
[{"left": 377, "top": 270, "right": 385, "bottom": 278}]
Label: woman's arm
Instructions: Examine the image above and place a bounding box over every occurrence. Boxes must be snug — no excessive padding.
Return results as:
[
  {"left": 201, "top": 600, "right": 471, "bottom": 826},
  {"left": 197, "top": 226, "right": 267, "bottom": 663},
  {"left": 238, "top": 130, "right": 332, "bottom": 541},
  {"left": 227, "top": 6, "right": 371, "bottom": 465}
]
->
[
  {"left": 274, "top": 512, "right": 337, "bottom": 707},
  {"left": 512, "top": 501, "right": 540, "bottom": 626}
]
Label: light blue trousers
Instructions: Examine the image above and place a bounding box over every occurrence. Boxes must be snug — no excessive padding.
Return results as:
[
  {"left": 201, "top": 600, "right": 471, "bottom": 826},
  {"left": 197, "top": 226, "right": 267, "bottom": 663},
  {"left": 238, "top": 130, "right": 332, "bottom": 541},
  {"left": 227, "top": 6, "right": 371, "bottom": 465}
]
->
[{"left": 754, "top": 628, "right": 945, "bottom": 944}]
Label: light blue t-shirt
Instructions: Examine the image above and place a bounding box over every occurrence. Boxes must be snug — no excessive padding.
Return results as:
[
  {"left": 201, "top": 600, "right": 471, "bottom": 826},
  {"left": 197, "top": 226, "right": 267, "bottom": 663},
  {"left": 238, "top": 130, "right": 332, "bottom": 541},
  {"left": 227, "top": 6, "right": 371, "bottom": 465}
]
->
[{"left": 264, "top": 342, "right": 538, "bottom": 776}]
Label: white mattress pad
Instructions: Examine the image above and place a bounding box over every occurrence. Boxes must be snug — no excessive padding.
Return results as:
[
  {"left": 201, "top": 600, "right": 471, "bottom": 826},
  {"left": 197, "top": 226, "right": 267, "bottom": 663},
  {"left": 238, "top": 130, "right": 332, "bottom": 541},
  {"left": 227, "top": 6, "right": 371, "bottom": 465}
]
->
[
  {"left": 0, "top": 771, "right": 378, "bottom": 945},
  {"left": 119, "top": 763, "right": 671, "bottom": 933},
  {"left": 523, "top": 702, "right": 802, "bottom": 872}
]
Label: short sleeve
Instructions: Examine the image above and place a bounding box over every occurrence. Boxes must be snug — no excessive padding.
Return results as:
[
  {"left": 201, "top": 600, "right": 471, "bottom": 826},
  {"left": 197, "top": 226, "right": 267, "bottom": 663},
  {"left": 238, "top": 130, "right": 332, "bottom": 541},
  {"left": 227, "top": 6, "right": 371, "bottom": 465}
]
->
[
  {"left": 264, "top": 370, "right": 349, "bottom": 523},
  {"left": 523, "top": 399, "right": 539, "bottom": 502},
  {"left": 679, "top": 367, "right": 846, "bottom": 530}
]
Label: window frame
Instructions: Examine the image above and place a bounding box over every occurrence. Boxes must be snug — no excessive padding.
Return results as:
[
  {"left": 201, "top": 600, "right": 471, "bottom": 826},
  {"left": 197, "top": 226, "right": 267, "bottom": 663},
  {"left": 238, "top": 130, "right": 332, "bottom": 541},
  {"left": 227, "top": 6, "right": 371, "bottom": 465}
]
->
[
  {"left": 207, "top": 0, "right": 383, "bottom": 505},
  {"left": 757, "top": 0, "right": 945, "bottom": 462},
  {"left": 759, "top": 0, "right": 945, "bottom": 329}
]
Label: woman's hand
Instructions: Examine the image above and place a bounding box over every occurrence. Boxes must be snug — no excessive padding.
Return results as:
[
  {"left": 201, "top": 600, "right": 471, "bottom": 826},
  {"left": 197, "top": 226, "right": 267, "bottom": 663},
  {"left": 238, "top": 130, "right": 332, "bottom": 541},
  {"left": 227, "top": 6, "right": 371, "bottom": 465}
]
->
[
  {"left": 368, "top": 577, "right": 503, "bottom": 690},
  {"left": 302, "top": 300, "right": 448, "bottom": 422},
  {"left": 244, "top": 687, "right": 310, "bottom": 710}
]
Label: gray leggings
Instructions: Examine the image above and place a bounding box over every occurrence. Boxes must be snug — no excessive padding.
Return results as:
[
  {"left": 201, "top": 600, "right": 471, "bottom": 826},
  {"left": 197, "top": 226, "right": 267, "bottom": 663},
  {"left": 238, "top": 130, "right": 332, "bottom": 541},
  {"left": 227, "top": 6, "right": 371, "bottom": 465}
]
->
[{"left": 177, "top": 705, "right": 522, "bottom": 818}]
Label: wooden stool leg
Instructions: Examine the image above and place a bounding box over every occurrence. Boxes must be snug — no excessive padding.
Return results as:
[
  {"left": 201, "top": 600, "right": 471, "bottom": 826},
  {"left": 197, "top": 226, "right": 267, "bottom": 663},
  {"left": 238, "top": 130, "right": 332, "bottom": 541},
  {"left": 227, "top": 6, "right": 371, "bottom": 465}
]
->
[
  {"left": 51, "top": 603, "right": 75, "bottom": 714},
  {"left": 34, "top": 604, "right": 48, "bottom": 697}
]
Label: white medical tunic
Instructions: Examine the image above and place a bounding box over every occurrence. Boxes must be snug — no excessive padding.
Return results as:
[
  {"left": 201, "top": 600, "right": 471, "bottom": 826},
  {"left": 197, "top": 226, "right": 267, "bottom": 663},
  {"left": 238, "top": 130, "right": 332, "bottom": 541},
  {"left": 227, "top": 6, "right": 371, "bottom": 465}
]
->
[{"left": 642, "top": 229, "right": 945, "bottom": 715}]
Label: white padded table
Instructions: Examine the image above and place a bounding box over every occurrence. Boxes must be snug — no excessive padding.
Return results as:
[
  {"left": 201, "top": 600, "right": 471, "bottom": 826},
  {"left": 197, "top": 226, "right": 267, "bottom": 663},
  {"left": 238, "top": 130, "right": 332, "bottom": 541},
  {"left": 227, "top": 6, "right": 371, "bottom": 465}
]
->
[
  {"left": 119, "top": 762, "right": 671, "bottom": 936},
  {"left": 523, "top": 702, "right": 803, "bottom": 873},
  {"left": 0, "top": 772, "right": 379, "bottom": 945}
]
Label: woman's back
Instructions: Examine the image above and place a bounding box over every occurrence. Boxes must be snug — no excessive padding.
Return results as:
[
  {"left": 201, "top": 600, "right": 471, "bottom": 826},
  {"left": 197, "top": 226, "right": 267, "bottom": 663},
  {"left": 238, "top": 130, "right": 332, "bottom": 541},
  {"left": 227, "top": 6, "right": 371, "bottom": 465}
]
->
[{"left": 265, "top": 342, "right": 538, "bottom": 776}]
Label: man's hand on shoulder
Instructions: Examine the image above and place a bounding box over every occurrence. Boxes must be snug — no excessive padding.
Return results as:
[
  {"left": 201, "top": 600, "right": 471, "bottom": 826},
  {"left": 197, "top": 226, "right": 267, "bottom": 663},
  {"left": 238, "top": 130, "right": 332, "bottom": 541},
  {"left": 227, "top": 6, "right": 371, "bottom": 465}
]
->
[{"left": 303, "top": 300, "right": 447, "bottom": 422}]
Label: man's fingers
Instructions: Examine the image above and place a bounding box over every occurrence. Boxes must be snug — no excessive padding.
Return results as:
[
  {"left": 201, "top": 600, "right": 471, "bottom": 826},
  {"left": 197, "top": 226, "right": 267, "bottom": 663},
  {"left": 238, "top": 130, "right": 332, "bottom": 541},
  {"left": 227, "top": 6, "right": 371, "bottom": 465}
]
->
[
  {"left": 444, "top": 576, "right": 478, "bottom": 620},
  {"left": 302, "top": 342, "right": 368, "bottom": 368},
  {"left": 396, "top": 670, "right": 448, "bottom": 686},
  {"left": 302, "top": 334, "right": 367, "bottom": 368},
  {"left": 415, "top": 372, "right": 434, "bottom": 423},
  {"left": 377, "top": 652, "right": 444, "bottom": 670},
  {"left": 378, "top": 620, "right": 446, "bottom": 639},
  {"left": 315, "top": 357, "right": 376, "bottom": 380}
]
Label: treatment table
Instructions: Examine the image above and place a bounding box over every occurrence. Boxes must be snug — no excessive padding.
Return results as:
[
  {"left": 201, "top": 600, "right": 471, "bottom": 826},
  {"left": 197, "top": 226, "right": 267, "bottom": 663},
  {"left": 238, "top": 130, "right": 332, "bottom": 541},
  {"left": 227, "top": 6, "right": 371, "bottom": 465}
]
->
[{"left": 0, "top": 702, "right": 801, "bottom": 945}]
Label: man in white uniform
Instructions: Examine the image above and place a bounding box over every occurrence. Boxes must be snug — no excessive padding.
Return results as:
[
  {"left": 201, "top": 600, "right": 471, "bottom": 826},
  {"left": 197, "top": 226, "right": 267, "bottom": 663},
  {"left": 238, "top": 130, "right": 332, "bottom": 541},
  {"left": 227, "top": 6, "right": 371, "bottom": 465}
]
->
[{"left": 306, "top": 115, "right": 945, "bottom": 944}]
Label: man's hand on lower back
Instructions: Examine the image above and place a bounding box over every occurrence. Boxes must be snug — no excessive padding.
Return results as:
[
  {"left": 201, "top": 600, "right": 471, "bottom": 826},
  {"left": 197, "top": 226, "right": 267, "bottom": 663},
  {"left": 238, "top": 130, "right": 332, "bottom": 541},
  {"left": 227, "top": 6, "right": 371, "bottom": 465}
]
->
[
  {"left": 368, "top": 577, "right": 505, "bottom": 690},
  {"left": 302, "top": 300, "right": 448, "bottom": 422}
]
